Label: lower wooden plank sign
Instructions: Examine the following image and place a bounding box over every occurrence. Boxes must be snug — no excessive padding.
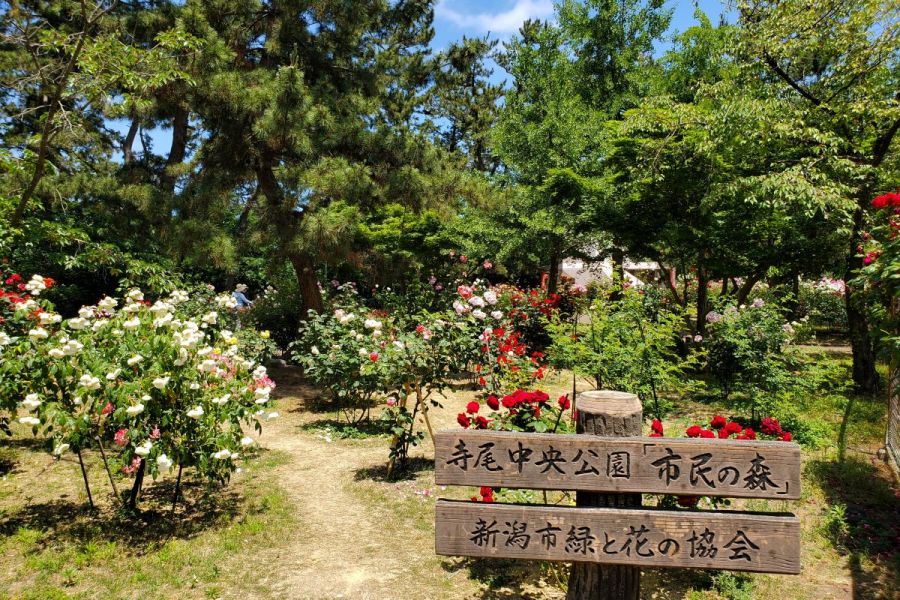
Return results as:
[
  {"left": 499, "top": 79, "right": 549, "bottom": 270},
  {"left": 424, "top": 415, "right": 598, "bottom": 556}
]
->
[{"left": 435, "top": 500, "right": 801, "bottom": 575}]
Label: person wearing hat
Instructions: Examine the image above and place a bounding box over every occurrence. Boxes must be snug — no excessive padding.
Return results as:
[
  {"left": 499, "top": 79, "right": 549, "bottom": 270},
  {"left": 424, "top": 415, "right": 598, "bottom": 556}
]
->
[{"left": 233, "top": 283, "right": 253, "bottom": 308}]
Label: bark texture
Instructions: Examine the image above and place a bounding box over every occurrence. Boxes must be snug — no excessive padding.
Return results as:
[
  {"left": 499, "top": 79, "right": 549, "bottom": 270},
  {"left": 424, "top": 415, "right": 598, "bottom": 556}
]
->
[{"left": 566, "top": 390, "right": 642, "bottom": 600}]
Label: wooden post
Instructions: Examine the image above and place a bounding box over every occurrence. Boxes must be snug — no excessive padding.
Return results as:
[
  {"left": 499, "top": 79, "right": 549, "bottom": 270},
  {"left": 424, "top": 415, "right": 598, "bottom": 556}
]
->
[{"left": 566, "top": 390, "right": 642, "bottom": 600}]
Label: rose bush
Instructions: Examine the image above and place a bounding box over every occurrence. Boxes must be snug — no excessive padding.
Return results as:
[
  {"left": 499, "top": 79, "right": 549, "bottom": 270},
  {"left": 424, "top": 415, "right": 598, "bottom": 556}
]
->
[{"left": 0, "top": 275, "right": 276, "bottom": 509}]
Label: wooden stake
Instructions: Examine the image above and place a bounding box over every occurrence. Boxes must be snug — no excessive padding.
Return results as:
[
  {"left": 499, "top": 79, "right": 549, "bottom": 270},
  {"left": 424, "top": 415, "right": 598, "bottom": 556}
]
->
[
  {"left": 76, "top": 449, "right": 95, "bottom": 510},
  {"left": 96, "top": 437, "right": 123, "bottom": 507},
  {"left": 566, "top": 390, "right": 642, "bottom": 600},
  {"left": 172, "top": 464, "right": 183, "bottom": 513}
]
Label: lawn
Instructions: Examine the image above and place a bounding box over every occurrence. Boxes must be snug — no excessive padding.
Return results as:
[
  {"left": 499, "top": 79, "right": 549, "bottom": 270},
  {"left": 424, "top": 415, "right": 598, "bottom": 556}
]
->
[{"left": 0, "top": 354, "right": 897, "bottom": 599}]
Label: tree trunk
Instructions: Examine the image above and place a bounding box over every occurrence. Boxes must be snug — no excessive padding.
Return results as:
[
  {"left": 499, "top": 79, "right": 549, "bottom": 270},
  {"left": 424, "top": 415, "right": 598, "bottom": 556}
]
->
[
  {"left": 696, "top": 266, "right": 709, "bottom": 336},
  {"left": 160, "top": 106, "right": 189, "bottom": 193},
  {"left": 290, "top": 252, "right": 323, "bottom": 318},
  {"left": 845, "top": 205, "right": 878, "bottom": 393},
  {"left": 127, "top": 459, "right": 146, "bottom": 510},
  {"left": 548, "top": 247, "right": 561, "bottom": 294},
  {"left": 566, "top": 390, "right": 642, "bottom": 600},
  {"left": 123, "top": 114, "right": 140, "bottom": 164},
  {"left": 610, "top": 248, "right": 625, "bottom": 300}
]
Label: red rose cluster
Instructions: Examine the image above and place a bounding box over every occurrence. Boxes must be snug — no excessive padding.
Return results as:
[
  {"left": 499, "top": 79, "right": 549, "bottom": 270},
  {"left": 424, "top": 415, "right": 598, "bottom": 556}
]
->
[
  {"left": 682, "top": 415, "right": 791, "bottom": 441},
  {"left": 471, "top": 486, "right": 494, "bottom": 503},
  {"left": 456, "top": 400, "right": 490, "bottom": 429},
  {"left": 871, "top": 188, "right": 900, "bottom": 209}
]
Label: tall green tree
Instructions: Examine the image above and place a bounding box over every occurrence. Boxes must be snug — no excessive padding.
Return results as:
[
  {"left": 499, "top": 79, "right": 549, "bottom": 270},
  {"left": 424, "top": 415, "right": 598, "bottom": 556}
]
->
[{"left": 736, "top": 0, "right": 900, "bottom": 392}]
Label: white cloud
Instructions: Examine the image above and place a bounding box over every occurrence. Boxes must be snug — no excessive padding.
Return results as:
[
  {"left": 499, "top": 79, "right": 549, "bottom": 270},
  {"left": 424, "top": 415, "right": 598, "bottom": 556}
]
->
[{"left": 436, "top": 0, "right": 555, "bottom": 34}]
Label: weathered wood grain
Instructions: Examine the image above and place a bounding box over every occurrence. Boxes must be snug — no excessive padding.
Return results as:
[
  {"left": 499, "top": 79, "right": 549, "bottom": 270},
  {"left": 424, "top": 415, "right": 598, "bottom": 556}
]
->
[
  {"left": 434, "top": 429, "right": 801, "bottom": 499},
  {"left": 435, "top": 500, "right": 801, "bottom": 574}
]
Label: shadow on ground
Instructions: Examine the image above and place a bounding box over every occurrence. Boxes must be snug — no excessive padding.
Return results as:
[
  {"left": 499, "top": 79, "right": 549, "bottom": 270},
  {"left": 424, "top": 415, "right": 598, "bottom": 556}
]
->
[
  {"left": 0, "top": 476, "right": 246, "bottom": 551},
  {"left": 353, "top": 456, "right": 433, "bottom": 482},
  {"left": 806, "top": 457, "right": 900, "bottom": 599}
]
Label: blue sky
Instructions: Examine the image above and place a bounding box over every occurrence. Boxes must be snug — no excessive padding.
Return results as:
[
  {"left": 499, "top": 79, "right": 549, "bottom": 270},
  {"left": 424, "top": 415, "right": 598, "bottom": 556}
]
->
[
  {"left": 431, "top": 0, "right": 729, "bottom": 52},
  {"left": 130, "top": 0, "right": 729, "bottom": 157}
]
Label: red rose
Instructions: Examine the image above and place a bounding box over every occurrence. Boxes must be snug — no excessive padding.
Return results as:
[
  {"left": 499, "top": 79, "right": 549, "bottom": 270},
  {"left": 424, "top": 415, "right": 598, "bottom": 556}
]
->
[
  {"left": 466, "top": 401, "right": 480, "bottom": 414},
  {"left": 101, "top": 402, "right": 114, "bottom": 416},
  {"left": 873, "top": 194, "right": 890, "bottom": 209},
  {"left": 648, "top": 432, "right": 662, "bottom": 437},
  {"left": 486, "top": 395, "right": 500, "bottom": 410},
  {"left": 501, "top": 395, "right": 517, "bottom": 409},
  {"left": 718, "top": 428, "right": 730, "bottom": 439},
  {"left": 780, "top": 431, "right": 793, "bottom": 442},
  {"left": 651, "top": 419, "right": 664, "bottom": 435},
  {"left": 457, "top": 413, "right": 470, "bottom": 428},
  {"left": 478, "top": 376, "right": 486, "bottom": 387},
  {"left": 737, "top": 427, "right": 757, "bottom": 440},
  {"left": 699, "top": 429, "right": 716, "bottom": 438},
  {"left": 724, "top": 421, "right": 742, "bottom": 435},
  {"left": 481, "top": 494, "right": 494, "bottom": 503},
  {"left": 686, "top": 425, "right": 703, "bottom": 438},
  {"left": 475, "top": 416, "right": 489, "bottom": 429},
  {"left": 415, "top": 324, "right": 425, "bottom": 333},
  {"left": 710, "top": 415, "right": 727, "bottom": 429},
  {"left": 677, "top": 495, "right": 700, "bottom": 508},
  {"left": 558, "top": 395, "right": 571, "bottom": 410},
  {"left": 760, "top": 416, "right": 782, "bottom": 436},
  {"left": 369, "top": 352, "right": 379, "bottom": 362},
  {"left": 479, "top": 486, "right": 493, "bottom": 497}
]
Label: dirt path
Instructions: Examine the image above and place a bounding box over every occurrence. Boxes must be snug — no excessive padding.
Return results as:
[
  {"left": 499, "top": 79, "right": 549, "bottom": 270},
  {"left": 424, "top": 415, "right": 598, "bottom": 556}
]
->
[{"left": 247, "top": 370, "right": 488, "bottom": 600}]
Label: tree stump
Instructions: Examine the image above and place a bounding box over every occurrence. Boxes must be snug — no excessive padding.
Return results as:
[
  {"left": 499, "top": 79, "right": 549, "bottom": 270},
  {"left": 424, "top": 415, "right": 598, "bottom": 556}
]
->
[{"left": 566, "top": 390, "right": 642, "bottom": 600}]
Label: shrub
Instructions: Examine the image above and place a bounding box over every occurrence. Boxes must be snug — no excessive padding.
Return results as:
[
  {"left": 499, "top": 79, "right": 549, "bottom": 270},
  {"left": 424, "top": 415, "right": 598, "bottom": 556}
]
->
[
  {"left": 0, "top": 275, "right": 276, "bottom": 509},
  {"left": 704, "top": 299, "right": 802, "bottom": 418},
  {"left": 546, "top": 286, "right": 697, "bottom": 419}
]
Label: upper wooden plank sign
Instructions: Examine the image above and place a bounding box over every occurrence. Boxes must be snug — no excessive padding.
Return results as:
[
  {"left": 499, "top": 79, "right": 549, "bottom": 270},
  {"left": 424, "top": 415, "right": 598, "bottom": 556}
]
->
[{"left": 434, "top": 430, "right": 801, "bottom": 499}]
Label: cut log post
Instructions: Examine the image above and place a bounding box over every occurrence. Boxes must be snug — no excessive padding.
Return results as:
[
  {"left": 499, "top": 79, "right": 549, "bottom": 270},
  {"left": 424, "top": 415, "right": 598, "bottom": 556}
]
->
[{"left": 566, "top": 390, "right": 642, "bottom": 600}]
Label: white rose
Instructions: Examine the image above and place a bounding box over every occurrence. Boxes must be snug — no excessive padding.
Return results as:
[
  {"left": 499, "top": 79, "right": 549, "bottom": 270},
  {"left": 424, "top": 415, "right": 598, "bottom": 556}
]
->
[
  {"left": 472, "top": 309, "right": 486, "bottom": 320},
  {"left": 156, "top": 454, "right": 173, "bottom": 473},
  {"left": 212, "top": 449, "right": 231, "bottom": 460},
  {"left": 126, "top": 288, "right": 144, "bottom": 302},
  {"left": 28, "top": 328, "right": 49, "bottom": 340},
  {"left": 266, "top": 412, "right": 279, "bottom": 420},
  {"left": 186, "top": 406, "right": 204, "bottom": 419},
  {"left": 68, "top": 317, "right": 89, "bottom": 330},
  {"left": 98, "top": 296, "right": 117, "bottom": 310},
  {"left": 39, "top": 312, "right": 62, "bottom": 326},
  {"left": 79, "top": 374, "right": 101, "bottom": 391},
  {"left": 189, "top": 382, "right": 200, "bottom": 390},
  {"left": 311, "top": 346, "right": 320, "bottom": 356},
  {"left": 483, "top": 290, "right": 498, "bottom": 305},
  {"left": 201, "top": 311, "right": 218, "bottom": 325},
  {"left": 53, "top": 443, "right": 70, "bottom": 456},
  {"left": 127, "top": 354, "right": 144, "bottom": 366},
  {"left": 364, "top": 318, "right": 382, "bottom": 330},
  {"left": 122, "top": 317, "right": 141, "bottom": 330},
  {"left": 0, "top": 331, "right": 11, "bottom": 346},
  {"left": 152, "top": 376, "right": 170, "bottom": 390},
  {"left": 135, "top": 441, "right": 153, "bottom": 457},
  {"left": 106, "top": 368, "right": 122, "bottom": 380},
  {"left": 19, "top": 416, "right": 40, "bottom": 426},
  {"left": 240, "top": 436, "right": 254, "bottom": 447},
  {"left": 252, "top": 366, "right": 267, "bottom": 379},
  {"left": 48, "top": 347, "right": 66, "bottom": 359},
  {"left": 78, "top": 306, "right": 95, "bottom": 319},
  {"left": 491, "top": 310, "right": 503, "bottom": 320},
  {"left": 468, "top": 296, "right": 486, "bottom": 308},
  {"left": 21, "top": 394, "right": 41, "bottom": 411},
  {"left": 126, "top": 403, "right": 145, "bottom": 416},
  {"left": 212, "top": 394, "right": 230, "bottom": 405},
  {"left": 63, "top": 340, "right": 83, "bottom": 356}
]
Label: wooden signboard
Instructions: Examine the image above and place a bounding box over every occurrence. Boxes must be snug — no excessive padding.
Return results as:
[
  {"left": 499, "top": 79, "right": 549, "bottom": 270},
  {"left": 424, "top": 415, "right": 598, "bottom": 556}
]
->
[
  {"left": 435, "top": 430, "right": 801, "bottom": 499},
  {"left": 436, "top": 500, "right": 801, "bottom": 574},
  {"left": 434, "top": 391, "right": 803, "bottom": 599}
]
